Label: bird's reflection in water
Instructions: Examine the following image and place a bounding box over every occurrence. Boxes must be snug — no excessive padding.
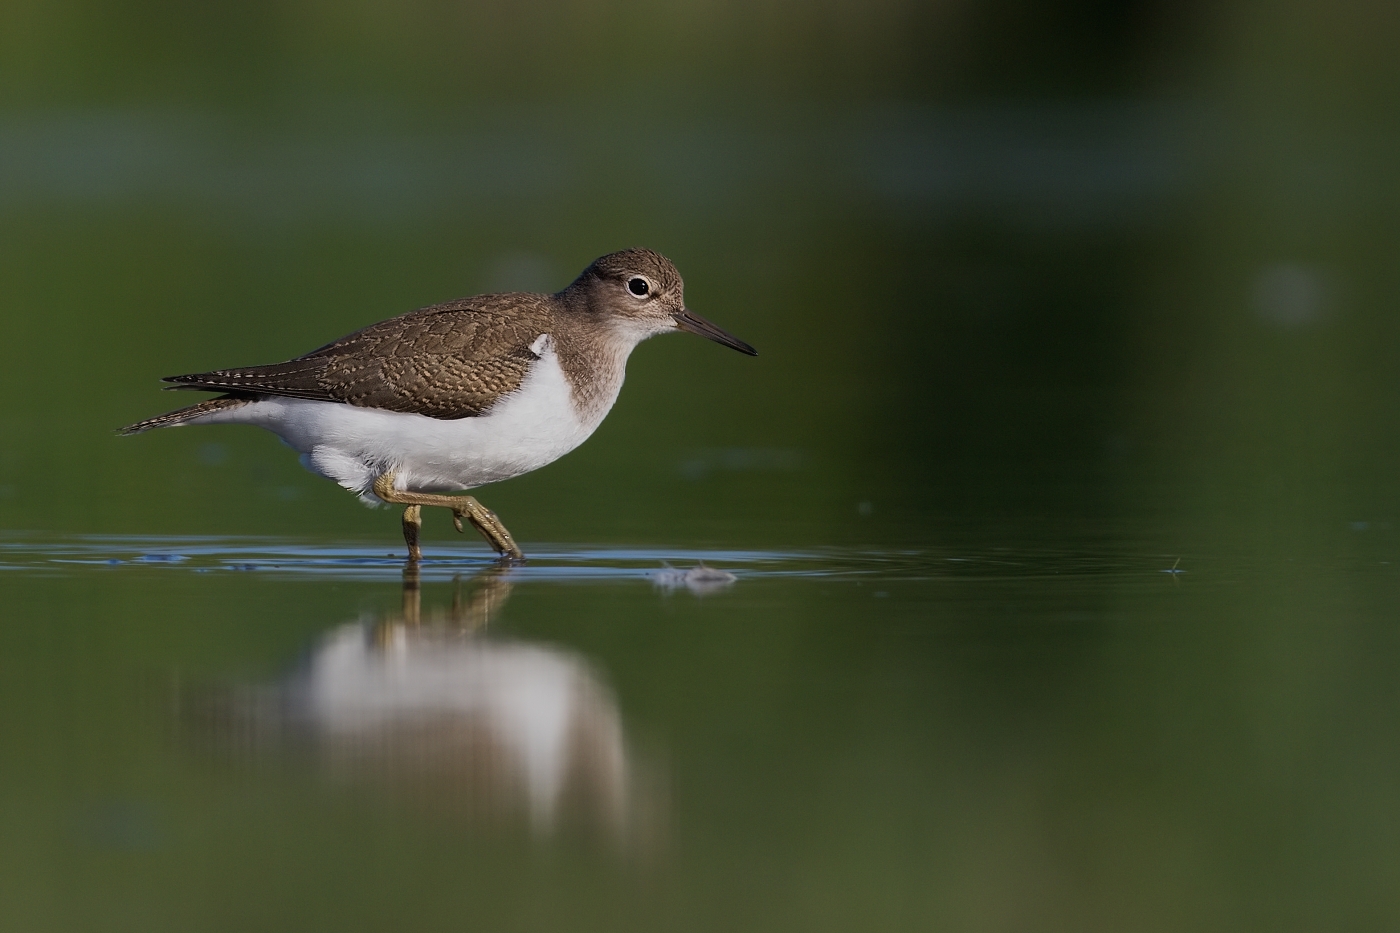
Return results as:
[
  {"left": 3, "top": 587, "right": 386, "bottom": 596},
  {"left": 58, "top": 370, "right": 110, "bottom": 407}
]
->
[{"left": 193, "top": 567, "right": 654, "bottom": 844}]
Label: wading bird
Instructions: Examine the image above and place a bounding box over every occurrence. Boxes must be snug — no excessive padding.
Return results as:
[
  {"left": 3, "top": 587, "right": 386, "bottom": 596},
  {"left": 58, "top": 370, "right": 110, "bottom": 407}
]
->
[{"left": 123, "top": 249, "right": 756, "bottom": 561}]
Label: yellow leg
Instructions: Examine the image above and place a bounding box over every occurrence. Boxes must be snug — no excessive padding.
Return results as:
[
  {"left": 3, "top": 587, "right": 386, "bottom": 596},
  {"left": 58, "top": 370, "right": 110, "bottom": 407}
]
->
[
  {"left": 373, "top": 473, "right": 525, "bottom": 562},
  {"left": 402, "top": 504, "right": 423, "bottom": 563}
]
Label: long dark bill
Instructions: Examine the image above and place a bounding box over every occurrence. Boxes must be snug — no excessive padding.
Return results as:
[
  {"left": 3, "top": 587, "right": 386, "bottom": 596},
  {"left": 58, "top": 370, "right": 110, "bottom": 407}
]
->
[{"left": 673, "top": 309, "right": 758, "bottom": 356}]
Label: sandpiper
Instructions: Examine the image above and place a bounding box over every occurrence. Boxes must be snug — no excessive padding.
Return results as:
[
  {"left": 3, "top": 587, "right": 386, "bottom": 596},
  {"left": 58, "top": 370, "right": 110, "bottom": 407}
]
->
[{"left": 121, "top": 249, "right": 756, "bottom": 562}]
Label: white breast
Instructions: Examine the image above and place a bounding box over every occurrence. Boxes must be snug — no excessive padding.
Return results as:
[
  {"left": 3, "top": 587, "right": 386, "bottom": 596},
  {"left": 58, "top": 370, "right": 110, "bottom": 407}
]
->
[{"left": 189, "top": 335, "right": 623, "bottom": 500}]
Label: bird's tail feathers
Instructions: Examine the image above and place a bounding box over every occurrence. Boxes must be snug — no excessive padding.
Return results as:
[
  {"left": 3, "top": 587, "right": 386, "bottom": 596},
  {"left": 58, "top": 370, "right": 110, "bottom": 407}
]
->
[{"left": 118, "top": 396, "right": 251, "bottom": 436}]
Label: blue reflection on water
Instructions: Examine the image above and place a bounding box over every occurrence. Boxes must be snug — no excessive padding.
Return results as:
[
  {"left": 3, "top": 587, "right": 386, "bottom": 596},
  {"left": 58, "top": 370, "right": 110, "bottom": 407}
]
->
[{"left": 0, "top": 533, "right": 1212, "bottom": 584}]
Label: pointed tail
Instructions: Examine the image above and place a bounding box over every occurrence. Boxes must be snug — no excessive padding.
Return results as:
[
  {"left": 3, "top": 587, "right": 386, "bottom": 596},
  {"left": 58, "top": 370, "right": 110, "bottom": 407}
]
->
[{"left": 118, "top": 396, "right": 251, "bottom": 436}]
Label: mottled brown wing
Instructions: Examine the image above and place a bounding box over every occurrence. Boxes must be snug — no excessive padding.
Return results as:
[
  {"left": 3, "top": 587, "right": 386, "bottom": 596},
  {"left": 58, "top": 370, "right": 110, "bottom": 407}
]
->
[{"left": 163, "top": 297, "right": 548, "bottom": 420}]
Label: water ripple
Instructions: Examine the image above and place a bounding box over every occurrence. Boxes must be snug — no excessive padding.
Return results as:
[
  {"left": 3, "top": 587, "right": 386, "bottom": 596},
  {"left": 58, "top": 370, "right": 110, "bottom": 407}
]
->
[{"left": 0, "top": 533, "right": 1183, "bottom": 583}]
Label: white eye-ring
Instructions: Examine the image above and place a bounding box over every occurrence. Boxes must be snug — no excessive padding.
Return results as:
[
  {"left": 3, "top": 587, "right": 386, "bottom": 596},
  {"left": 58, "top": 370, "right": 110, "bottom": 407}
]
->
[{"left": 627, "top": 276, "right": 651, "bottom": 298}]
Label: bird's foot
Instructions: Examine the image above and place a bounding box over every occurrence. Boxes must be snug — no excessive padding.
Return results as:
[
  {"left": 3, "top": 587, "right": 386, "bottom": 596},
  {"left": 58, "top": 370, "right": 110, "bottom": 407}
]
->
[
  {"left": 375, "top": 472, "right": 524, "bottom": 562},
  {"left": 448, "top": 498, "right": 524, "bottom": 563}
]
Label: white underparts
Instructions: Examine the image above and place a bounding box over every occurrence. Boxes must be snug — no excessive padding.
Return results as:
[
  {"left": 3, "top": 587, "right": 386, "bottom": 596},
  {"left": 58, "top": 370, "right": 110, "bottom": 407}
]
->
[{"left": 183, "top": 336, "right": 624, "bottom": 503}]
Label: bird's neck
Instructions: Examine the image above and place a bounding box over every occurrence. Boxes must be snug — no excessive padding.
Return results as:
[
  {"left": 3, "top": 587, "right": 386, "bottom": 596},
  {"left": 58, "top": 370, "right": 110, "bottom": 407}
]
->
[{"left": 552, "top": 316, "right": 640, "bottom": 428}]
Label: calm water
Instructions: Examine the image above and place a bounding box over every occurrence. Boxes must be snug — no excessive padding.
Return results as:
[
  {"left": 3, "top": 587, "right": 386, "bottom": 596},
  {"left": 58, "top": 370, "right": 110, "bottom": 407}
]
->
[
  {"left": 5, "top": 0, "right": 1400, "bottom": 928},
  {"left": 4, "top": 531, "right": 1400, "bottom": 930}
]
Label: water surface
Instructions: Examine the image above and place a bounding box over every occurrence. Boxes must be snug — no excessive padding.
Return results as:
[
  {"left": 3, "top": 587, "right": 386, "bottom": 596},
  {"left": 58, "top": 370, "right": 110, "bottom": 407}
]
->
[{"left": 3, "top": 533, "right": 1400, "bottom": 930}]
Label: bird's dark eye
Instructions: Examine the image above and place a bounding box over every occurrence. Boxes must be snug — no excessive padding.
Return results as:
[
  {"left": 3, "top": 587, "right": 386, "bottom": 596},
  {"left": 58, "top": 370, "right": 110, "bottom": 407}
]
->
[{"left": 627, "top": 277, "right": 650, "bottom": 297}]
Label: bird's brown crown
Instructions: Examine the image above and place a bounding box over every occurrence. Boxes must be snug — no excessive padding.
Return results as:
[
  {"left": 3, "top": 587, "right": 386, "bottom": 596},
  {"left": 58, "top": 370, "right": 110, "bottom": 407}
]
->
[
  {"left": 582, "top": 248, "right": 683, "bottom": 294},
  {"left": 561, "top": 248, "right": 685, "bottom": 318}
]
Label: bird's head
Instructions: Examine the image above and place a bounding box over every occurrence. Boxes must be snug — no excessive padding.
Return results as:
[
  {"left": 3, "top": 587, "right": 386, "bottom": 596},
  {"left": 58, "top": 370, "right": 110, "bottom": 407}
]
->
[{"left": 563, "top": 248, "right": 757, "bottom": 356}]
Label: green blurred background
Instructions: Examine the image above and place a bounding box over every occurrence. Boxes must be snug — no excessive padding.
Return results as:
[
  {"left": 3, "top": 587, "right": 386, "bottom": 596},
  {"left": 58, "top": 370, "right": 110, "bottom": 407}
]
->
[
  {"left": 0, "top": 0, "right": 1390, "bottom": 552},
  {"left": 5, "top": 0, "right": 1400, "bottom": 930}
]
